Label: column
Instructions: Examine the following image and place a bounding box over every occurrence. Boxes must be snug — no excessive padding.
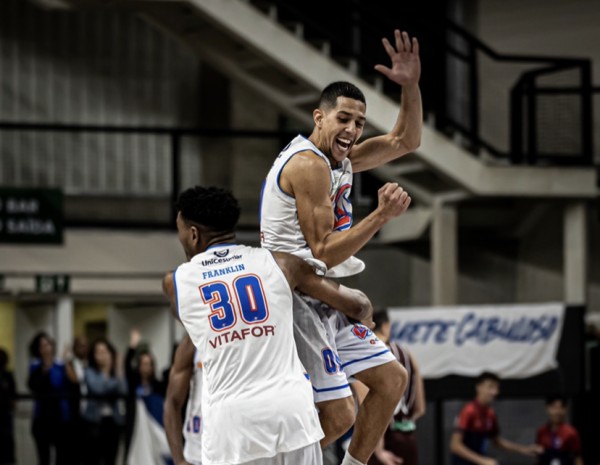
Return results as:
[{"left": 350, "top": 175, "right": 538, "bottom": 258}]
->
[
  {"left": 431, "top": 203, "right": 458, "bottom": 305},
  {"left": 564, "top": 202, "right": 587, "bottom": 305}
]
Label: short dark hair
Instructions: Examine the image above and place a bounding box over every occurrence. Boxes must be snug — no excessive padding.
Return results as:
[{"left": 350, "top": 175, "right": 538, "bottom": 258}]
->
[
  {"left": 373, "top": 310, "right": 390, "bottom": 329},
  {"left": 176, "top": 186, "right": 240, "bottom": 232},
  {"left": 546, "top": 395, "right": 568, "bottom": 406},
  {"left": 29, "top": 332, "right": 54, "bottom": 359},
  {"left": 476, "top": 371, "right": 500, "bottom": 385},
  {"left": 319, "top": 81, "right": 366, "bottom": 110}
]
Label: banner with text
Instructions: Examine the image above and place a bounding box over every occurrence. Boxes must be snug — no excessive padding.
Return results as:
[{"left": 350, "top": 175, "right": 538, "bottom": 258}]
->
[{"left": 388, "top": 303, "right": 565, "bottom": 379}]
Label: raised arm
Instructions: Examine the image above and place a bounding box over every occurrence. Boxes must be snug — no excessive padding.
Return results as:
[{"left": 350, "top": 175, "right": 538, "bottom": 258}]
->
[
  {"left": 348, "top": 30, "right": 422, "bottom": 173},
  {"left": 284, "top": 152, "right": 410, "bottom": 268},
  {"left": 273, "top": 251, "right": 372, "bottom": 321},
  {"left": 164, "top": 334, "right": 195, "bottom": 465}
]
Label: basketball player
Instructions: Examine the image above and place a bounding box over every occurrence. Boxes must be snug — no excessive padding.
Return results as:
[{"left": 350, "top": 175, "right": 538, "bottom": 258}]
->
[
  {"left": 260, "top": 29, "right": 420, "bottom": 465},
  {"left": 535, "top": 396, "right": 583, "bottom": 465},
  {"left": 164, "top": 334, "right": 202, "bottom": 465},
  {"left": 163, "top": 186, "right": 374, "bottom": 465}
]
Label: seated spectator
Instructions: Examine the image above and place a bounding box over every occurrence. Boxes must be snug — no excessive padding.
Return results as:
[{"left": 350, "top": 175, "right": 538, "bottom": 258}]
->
[
  {"left": 536, "top": 396, "right": 583, "bottom": 465},
  {"left": 0, "top": 348, "right": 16, "bottom": 465},
  {"left": 27, "top": 332, "right": 72, "bottom": 465},
  {"left": 83, "top": 338, "right": 127, "bottom": 465}
]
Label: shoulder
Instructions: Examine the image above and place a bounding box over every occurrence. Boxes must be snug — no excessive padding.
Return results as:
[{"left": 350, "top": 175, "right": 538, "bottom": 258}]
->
[
  {"left": 284, "top": 150, "right": 331, "bottom": 177},
  {"left": 562, "top": 424, "right": 580, "bottom": 438}
]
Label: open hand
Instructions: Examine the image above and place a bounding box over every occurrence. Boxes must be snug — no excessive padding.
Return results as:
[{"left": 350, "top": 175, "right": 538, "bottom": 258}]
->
[{"left": 375, "top": 30, "right": 420, "bottom": 87}]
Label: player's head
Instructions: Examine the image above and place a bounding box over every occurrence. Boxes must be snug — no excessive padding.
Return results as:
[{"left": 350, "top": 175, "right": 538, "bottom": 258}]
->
[
  {"left": 175, "top": 186, "right": 241, "bottom": 259},
  {"left": 475, "top": 371, "right": 500, "bottom": 405},
  {"left": 373, "top": 309, "right": 391, "bottom": 343},
  {"left": 545, "top": 395, "right": 568, "bottom": 425},
  {"left": 312, "top": 81, "right": 367, "bottom": 163}
]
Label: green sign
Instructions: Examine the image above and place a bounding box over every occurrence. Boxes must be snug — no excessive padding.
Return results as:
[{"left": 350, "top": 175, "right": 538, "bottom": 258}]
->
[
  {"left": 35, "top": 275, "right": 70, "bottom": 294},
  {"left": 0, "top": 188, "right": 63, "bottom": 244}
]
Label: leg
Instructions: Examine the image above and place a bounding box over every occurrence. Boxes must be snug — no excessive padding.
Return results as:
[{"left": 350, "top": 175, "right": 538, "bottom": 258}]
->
[
  {"left": 348, "top": 361, "right": 406, "bottom": 463},
  {"left": 316, "top": 396, "right": 355, "bottom": 448},
  {"left": 32, "top": 421, "right": 51, "bottom": 465},
  {"left": 292, "top": 293, "right": 354, "bottom": 446}
]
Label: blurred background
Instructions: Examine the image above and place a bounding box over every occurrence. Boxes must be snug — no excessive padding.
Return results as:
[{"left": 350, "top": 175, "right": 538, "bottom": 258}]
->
[{"left": 0, "top": 0, "right": 599, "bottom": 464}]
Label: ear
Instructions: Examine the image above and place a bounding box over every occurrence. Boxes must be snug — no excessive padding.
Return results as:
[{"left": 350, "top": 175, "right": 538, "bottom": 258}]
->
[
  {"left": 190, "top": 225, "right": 200, "bottom": 246},
  {"left": 313, "top": 108, "right": 324, "bottom": 128}
]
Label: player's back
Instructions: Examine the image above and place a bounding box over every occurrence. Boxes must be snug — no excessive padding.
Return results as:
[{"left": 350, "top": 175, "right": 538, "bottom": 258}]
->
[{"left": 174, "top": 244, "right": 323, "bottom": 465}]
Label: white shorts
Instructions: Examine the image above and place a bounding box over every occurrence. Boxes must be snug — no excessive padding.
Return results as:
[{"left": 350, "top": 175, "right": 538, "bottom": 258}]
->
[
  {"left": 330, "top": 312, "right": 396, "bottom": 379},
  {"left": 239, "top": 442, "right": 322, "bottom": 465},
  {"left": 292, "top": 293, "right": 351, "bottom": 403}
]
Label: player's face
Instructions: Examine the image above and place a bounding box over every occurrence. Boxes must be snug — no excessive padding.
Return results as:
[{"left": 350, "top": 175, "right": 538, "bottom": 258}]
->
[
  {"left": 476, "top": 379, "right": 499, "bottom": 405},
  {"left": 546, "top": 400, "right": 567, "bottom": 424},
  {"left": 318, "top": 97, "right": 366, "bottom": 163}
]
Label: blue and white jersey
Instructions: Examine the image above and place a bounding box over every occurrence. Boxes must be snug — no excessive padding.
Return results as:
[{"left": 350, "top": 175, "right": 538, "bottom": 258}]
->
[
  {"left": 260, "top": 135, "right": 364, "bottom": 277},
  {"left": 174, "top": 244, "right": 323, "bottom": 465},
  {"left": 183, "top": 350, "right": 202, "bottom": 464}
]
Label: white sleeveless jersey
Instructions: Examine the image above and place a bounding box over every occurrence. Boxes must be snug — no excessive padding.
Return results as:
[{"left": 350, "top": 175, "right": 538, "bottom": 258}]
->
[
  {"left": 174, "top": 244, "right": 323, "bottom": 465},
  {"left": 260, "top": 135, "right": 365, "bottom": 277},
  {"left": 183, "top": 349, "right": 202, "bottom": 464}
]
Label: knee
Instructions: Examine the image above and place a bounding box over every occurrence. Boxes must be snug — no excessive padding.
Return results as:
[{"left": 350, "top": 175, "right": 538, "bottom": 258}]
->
[
  {"left": 319, "top": 396, "right": 355, "bottom": 439},
  {"left": 368, "top": 361, "right": 407, "bottom": 404}
]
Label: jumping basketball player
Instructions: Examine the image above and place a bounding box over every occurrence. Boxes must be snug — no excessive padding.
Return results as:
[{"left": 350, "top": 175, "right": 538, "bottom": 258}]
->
[{"left": 260, "top": 29, "right": 421, "bottom": 465}]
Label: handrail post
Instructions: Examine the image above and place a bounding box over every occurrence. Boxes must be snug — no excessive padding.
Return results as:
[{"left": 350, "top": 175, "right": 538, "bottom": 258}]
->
[
  {"left": 580, "top": 61, "right": 593, "bottom": 165},
  {"left": 510, "top": 80, "right": 524, "bottom": 164}
]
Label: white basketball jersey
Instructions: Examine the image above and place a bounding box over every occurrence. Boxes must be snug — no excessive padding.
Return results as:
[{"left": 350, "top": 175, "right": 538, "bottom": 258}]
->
[
  {"left": 260, "top": 135, "right": 364, "bottom": 277},
  {"left": 174, "top": 244, "right": 323, "bottom": 465},
  {"left": 183, "top": 350, "right": 202, "bottom": 464}
]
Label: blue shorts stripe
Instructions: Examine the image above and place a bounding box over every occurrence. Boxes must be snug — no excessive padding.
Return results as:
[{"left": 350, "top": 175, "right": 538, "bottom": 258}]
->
[
  {"left": 312, "top": 383, "right": 350, "bottom": 393},
  {"left": 340, "top": 349, "right": 391, "bottom": 369}
]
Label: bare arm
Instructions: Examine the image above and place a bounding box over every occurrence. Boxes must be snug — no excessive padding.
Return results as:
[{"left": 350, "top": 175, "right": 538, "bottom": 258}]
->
[
  {"left": 408, "top": 352, "right": 426, "bottom": 421},
  {"left": 273, "top": 251, "right": 372, "bottom": 321},
  {"left": 284, "top": 152, "right": 410, "bottom": 269},
  {"left": 493, "top": 436, "right": 542, "bottom": 456},
  {"left": 451, "top": 431, "right": 497, "bottom": 465},
  {"left": 349, "top": 30, "right": 422, "bottom": 173},
  {"left": 163, "top": 334, "right": 195, "bottom": 465},
  {"left": 163, "top": 272, "right": 178, "bottom": 320}
]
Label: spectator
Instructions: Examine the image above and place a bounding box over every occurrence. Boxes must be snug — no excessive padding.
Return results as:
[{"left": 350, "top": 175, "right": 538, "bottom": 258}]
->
[
  {"left": 536, "top": 396, "right": 583, "bottom": 465},
  {"left": 65, "top": 336, "right": 89, "bottom": 465},
  {"left": 83, "top": 338, "right": 127, "bottom": 465},
  {"left": 27, "top": 332, "right": 72, "bottom": 465},
  {"left": 0, "top": 348, "right": 16, "bottom": 465},
  {"left": 368, "top": 310, "right": 425, "bottom": 465},
  {"left": 124, "top": 329, "right": 165, "bottom": 462},
  {"left": 450, "top": 372, "right": 542, "bottom": 465}
]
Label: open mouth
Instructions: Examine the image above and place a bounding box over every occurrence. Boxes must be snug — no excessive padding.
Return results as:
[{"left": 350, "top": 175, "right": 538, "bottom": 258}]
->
[{"left": 335, "top": 137, "right": 352, "bottom": 153}]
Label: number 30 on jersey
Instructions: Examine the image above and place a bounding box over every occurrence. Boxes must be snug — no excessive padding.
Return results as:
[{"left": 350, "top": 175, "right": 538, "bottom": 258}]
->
[{"left": 200, "top": 274, "right": 269, "bottom": 332}]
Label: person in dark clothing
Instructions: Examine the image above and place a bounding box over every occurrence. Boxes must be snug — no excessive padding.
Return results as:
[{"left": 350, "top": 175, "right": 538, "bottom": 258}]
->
[
  {"left": 123, "top": 329, "right": 165, "bottom": 463},
  {"left": 0, "top": 348, "right": 16, "bottom": 465},
  {"left": 450, "top": 372, "right": 542, "bottom": 465},
  {"left": 536, "top": 396, "right": 583, "bottom": 465},
  {"left": 27, "top": 332, "right": 72, "bottom": 465}
]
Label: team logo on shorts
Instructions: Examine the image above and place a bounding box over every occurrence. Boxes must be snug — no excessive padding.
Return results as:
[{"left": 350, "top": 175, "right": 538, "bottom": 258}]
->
[
  {"left": 214, "top": 249, "right": 229, "bottom": 258},
  {"left": 351, "top": 324, "right": 373, "bottom": 340}
]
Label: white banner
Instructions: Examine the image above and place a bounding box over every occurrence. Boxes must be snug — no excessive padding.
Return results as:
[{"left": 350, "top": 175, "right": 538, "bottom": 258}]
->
[{"left": 388, "top": 303, "right": 565, "bottom": 379}]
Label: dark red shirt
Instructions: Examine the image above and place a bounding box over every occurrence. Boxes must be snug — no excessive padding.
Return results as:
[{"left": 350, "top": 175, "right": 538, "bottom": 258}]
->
[
  {"left": 452, "top": 400, "right": 499, "bottom": 465},
  {"left": 536, "top": 423, "right": 581, "bottom": 465}
]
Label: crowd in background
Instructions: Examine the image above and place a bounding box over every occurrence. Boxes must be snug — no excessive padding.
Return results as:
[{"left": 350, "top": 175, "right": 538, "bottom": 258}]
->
[
  {"left": 0, "top": 318, "right": 591, "bottom": 465},
  {"left": 0, "top": 329, "right": 168, "bottom": 465}
]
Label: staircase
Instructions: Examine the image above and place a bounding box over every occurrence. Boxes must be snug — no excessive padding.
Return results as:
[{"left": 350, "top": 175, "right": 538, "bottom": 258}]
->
[{"left": 48, "top": 0, "right": 598, "bottom": 243}]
